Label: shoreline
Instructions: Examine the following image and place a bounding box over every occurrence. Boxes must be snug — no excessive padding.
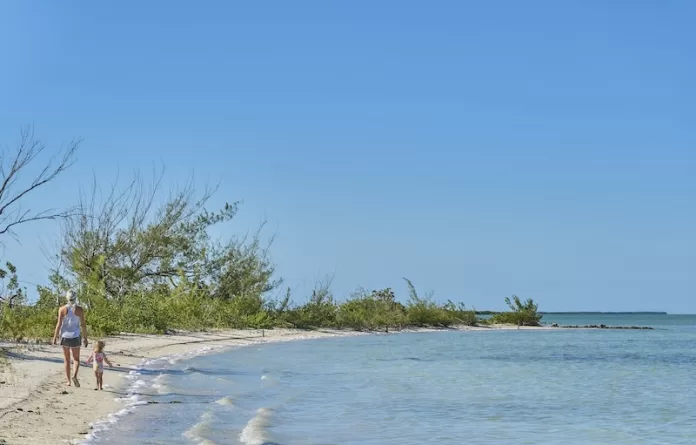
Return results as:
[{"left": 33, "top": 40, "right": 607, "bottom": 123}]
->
[
  {"left": 0, "top": 323, "right": 621, "bottom": 445},
  {"left": 0, "top": 328, "right": 361, "bottom": 445}
]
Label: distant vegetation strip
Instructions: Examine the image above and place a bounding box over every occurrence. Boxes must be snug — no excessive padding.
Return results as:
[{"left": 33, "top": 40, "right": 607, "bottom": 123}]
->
[
  {"left": 477, "top": 311, "right": 667, "bottom": 315},
  {"left": 540, "top": 311, "right": 667, "bottom": 315},
  {"left": 0, "top": 128, "right": 548, "bottom": 340}
]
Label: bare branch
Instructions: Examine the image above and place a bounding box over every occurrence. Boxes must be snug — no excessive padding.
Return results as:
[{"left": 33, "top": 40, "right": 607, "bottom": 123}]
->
[{"left": 0, "top": 125, "right": 80, "bottom": 240}]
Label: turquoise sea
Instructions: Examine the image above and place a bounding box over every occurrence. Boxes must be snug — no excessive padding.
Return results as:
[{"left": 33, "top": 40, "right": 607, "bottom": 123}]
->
[{"left": 81, "top": 314, "right": 696, "bottom": 445}]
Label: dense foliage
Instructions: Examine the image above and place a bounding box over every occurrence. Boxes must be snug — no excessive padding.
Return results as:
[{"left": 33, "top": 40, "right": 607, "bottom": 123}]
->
[
  {"left": 0, "top": 171, "right": 542, "bottom": 341},
  {"left": 0, "top": 263, "right": 542, "bottom": 341},
  {"left": 487, "top": 295, "right": 543, "bottom": 326}
]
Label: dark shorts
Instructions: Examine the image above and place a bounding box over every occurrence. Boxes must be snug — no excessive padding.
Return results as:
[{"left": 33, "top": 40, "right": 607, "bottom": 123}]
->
[{"left": 60, "top": 336, "right": 81, "bottom": 348}]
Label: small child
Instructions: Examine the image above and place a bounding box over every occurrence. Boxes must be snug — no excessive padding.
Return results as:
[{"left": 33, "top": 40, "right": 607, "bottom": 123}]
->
[{"left": 85, "top": 340, "right": 113, "bottom": 390}]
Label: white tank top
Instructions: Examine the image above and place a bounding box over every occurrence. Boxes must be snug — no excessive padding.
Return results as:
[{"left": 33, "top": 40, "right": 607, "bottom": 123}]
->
[{"left": 60, "top": 305, "right": 81, "bottom": 338}]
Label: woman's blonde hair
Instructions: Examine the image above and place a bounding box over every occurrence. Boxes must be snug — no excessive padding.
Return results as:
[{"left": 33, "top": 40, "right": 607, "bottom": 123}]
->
[{"left": 94, "top": 340, "right": 106, "bottom": 353}]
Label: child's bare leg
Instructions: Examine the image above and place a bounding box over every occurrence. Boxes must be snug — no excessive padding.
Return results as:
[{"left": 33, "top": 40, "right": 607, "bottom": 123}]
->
[{"left": 94, "top": 370, "right": 99, "bottom": 390}]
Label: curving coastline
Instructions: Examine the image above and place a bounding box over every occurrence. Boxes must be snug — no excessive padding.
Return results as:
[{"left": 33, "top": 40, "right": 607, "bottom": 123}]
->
[
  {"left": 0, "top": 329, "right": 361, "bottom": 445},
  {"left": 0, "top": 323, "right": 653, "bottom": 444}
]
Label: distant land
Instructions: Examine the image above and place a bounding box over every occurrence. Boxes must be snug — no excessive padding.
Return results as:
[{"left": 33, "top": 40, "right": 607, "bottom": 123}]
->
[
  {"left": 475, "top": 311, "right": 668, "bottom": 315},
  {"left": 539, "top": 312, "right": 668, "bottom": 315}
]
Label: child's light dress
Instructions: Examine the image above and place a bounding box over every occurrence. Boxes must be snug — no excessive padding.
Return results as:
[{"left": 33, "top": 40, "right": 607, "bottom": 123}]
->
[{"left": 86, "top": 352, "right": 107, "bottom": 373}]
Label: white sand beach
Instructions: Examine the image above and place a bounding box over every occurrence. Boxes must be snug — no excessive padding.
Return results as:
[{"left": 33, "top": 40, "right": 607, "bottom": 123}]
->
[{"left": 0, "top": 325, "right": 550, "bottom": 445}]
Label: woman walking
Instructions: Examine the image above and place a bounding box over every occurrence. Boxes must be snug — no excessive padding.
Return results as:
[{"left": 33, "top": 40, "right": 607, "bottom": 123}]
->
[{"left": 52, "top": 290, "right": 88, "bottom": 387}]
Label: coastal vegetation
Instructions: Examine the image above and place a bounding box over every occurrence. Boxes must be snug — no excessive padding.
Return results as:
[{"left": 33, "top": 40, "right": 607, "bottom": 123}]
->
[
  {"left": 487, "top": 295, "right": 543, "bottom": 326},
  {"left": 0, "top": 128, "right": 543, "bottom": 341}
]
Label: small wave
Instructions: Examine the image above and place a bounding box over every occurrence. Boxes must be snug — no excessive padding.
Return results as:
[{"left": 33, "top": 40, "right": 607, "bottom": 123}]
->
[
  {"left": 72, "top": 387, "right": 148, "bottom": 444},
  {"left": 215, "top": 396, "right": 234, "bottom": 406},
  {"left": 182, "top": 365, "right": 255, "bottom": 377},
  {"left": 74, "top": 344, "right": 224, "bottom": 444},
  {"left": 260, "top": 375, "right": 279, "bottom": 387},
  {"left": 376, "top": 356, "right": 434, "bottom": 362},
  {"left": 239, "top": 407, "right": 274, "bottom": 445},
  {"left": 151, "top": 373, "right": 171, "bottom": 394},
  {"left": 184, "top": 411, "right": 218, "bottom": 445}
]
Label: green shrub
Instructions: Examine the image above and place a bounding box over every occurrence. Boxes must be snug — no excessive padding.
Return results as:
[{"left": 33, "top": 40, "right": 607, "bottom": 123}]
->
[
  {"left": 0, "top": 305, "right": 54, "bottom": 341},
  {"left": 441, "top": 300, "right": 478, "bottom": 326},
  {"left": 336, "top": 288, "right": 406, "bottom": 331},
  {"left": 0, "top": 262, "right": 542, "bottom": 340},
  {"left": 489, "top": 295, "right": 542, "bottom": 326},
  {"left": 403, "top": 278, "right": 455, "bottom": 327}
]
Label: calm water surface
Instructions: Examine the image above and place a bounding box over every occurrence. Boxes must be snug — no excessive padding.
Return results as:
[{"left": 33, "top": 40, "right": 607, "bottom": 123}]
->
[{"left": 86, "top": 314, "right": 696, "bottom": 445}]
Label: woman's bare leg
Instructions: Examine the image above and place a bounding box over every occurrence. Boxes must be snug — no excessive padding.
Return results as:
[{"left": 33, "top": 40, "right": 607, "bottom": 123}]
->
[
  {"left": 70, "top": 347, "right": 81, "bottom": 386},
  {"left": 70, "top": 347, "right": 80, "bottom": 377},
  {"left": 62, "top": 347, "right": 71, "bottom": 385}
]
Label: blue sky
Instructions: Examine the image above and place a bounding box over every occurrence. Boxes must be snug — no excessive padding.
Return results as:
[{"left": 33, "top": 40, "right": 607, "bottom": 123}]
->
[{"left": 0, "top": 1, "right": 694, "bottom": 312}]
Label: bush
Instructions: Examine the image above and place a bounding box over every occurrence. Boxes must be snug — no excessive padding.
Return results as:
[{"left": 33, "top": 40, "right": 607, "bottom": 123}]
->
[
  {"left": 0, "top": 305, "right": 54, "bottom": 341},
  {"left": 441, "top": 300, "right": 478, "bottom": 326},
  {"left": 489, "top": 295, "right": 542, "bottom": 326},
  {"left": 403, "top": 278, "right": 456, "bottom": 327},
  {"left": 0, "top": 259, "right": 545, "bottom": 340},
  {"left": 336, "top": 288, "right": 406, "bottom": 331},
  {"left": 280, "top": 285, "right": 338, "bottom": 330}
]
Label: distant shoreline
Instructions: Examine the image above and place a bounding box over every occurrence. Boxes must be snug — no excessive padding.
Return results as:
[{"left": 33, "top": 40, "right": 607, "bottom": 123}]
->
[
  {"left": 476, "top": 311, "right": 668, "bottom": 315},
  {"left": 541, "top": 311, "right": 668, "bottom": 315}
]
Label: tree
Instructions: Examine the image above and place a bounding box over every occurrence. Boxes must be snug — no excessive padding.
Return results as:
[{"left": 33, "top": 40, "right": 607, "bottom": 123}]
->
[
  {"left": 0, "top": 126, "right": 79, "bottom": 240},
  {"left": 58, "top": 167, "right": 280, "bottom": 304},
  {"left": 0, "top": 262, "right": 26, "bottom": 309},
  {"left": 206, "top": 219, "right": 281, "bottom": 302},
  {"left": 504, "top": 295, "right": 534, "bottom": 312}
]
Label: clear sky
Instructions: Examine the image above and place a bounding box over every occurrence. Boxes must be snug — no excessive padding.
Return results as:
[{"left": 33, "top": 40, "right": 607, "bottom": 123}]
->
[{"left": 1, "top": 1, "right": 694, "bottom": 312}]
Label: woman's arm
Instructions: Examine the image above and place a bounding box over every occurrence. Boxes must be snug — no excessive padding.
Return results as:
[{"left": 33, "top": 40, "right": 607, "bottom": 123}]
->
[
  {"left": 78, "top": 307, "right": 88, "bottom": 347},
  {"left": 52, "top": 307, "right": 63, "bottom": 345}
]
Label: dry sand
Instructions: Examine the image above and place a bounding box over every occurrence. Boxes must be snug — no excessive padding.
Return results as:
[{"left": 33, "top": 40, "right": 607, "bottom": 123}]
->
[{"left": 0, "top": 325, "right": 550, "bottom": 445}]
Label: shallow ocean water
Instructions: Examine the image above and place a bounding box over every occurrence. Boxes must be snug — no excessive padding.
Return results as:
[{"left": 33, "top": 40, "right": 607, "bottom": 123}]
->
[{"left": 84, "top": 314, "right": 696, "bottom": 445}]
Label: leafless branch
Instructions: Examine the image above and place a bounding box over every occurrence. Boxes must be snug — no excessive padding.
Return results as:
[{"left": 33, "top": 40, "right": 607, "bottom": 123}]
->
[{"left": 0, "top": 125, "right": 80, "bottom": 240}]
